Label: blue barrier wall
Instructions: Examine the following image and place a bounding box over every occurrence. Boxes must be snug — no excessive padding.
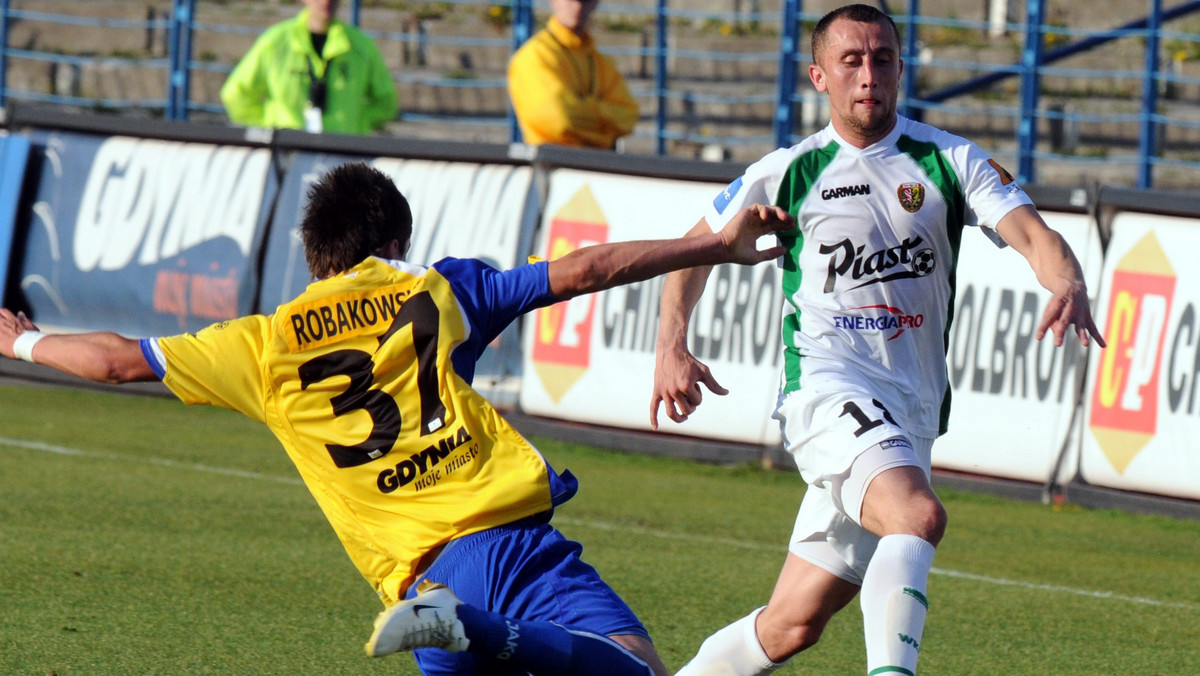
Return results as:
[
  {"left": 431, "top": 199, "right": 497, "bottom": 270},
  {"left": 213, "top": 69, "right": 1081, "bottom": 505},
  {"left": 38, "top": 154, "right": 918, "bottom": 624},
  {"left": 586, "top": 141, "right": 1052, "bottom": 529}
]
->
[{"left": 16, "top": 128, "right": 275, "bottom": 335}]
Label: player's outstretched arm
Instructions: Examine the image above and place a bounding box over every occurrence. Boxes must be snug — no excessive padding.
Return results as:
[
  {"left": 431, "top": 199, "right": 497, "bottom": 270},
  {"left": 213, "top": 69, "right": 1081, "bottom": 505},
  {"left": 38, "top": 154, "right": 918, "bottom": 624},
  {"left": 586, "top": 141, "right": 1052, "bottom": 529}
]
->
[
  {"left": 0, "top": 308, "right": 156, "bottom": 383},
  {"left": 650, "top": 218, "right": 726, "bottom": 429},
  {"left": 545, "top": 203, "right": 791, "bottom": 300},
  {"left": 995, "top": 205, "right": 1106, "bottom": 348}
]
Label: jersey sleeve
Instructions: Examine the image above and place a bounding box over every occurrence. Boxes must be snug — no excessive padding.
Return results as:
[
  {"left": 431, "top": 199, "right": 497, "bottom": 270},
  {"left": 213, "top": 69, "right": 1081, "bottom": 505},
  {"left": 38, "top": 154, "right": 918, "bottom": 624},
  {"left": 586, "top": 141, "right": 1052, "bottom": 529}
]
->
[
  {"left": 704, "top": 146, "right": 793, "bottom": 230},
  {"left": 432, "top": 257, "right": 555, "bottom": 366},
  {"left": 150, "top": 314, "right": 272, "bottom": 423},
  {"left": 944, "top": 133, "right": 1034, "bottom": 246}
]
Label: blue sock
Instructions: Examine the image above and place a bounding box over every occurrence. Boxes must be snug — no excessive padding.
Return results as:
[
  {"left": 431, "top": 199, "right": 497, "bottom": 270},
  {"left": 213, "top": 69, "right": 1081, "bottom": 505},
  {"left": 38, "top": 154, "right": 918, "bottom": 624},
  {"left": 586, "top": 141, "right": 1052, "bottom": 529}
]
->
[{"left": 456, "top": 604, "right": 653, "bottom": 676}]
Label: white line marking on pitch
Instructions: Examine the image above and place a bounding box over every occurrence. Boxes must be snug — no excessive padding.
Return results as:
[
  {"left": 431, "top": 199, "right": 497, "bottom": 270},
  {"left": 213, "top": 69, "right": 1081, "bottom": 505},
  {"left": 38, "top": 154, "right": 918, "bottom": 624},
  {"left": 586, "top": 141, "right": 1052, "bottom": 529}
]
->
[
  {"left": 554, "top": 517, "right": 1200, "bottom": 611},
  {"left": 3, "top": 435, "right": 1197, "bottom": 613},
  {"left": 0, "top": 435, "right": 303, "bottom": 486}
]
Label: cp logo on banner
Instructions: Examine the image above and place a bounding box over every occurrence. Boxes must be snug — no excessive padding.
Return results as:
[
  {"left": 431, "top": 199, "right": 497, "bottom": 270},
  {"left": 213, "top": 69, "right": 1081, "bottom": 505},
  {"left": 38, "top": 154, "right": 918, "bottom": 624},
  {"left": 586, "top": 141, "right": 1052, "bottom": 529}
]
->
[
  {"left": 1089, "top": 231, "right": 1175, "bottom": 473},
  {"left": 532, "top": 185, "right": 610, "bottom": 403}
]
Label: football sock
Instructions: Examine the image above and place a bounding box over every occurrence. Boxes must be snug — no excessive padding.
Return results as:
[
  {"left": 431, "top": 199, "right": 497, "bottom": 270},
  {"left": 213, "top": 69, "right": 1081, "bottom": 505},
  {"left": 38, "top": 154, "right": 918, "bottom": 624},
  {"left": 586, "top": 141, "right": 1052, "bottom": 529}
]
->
[
  {"left": 674, "top": 607, "right": 783, "bottom": 676},
  {"left": 456, "top": 604, "right": 654, "bottom": 676},
  {"left": 860, "top": 534, "right": 936, "bottom": 675}
]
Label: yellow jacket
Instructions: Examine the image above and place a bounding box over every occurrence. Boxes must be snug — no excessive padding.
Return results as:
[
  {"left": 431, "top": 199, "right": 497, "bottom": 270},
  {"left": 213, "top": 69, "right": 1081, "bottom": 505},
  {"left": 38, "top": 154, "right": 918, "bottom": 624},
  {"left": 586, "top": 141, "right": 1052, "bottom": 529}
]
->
[
  {"left": 221, "top": 10, "right": 398, "bottom": 134},
  {"left": 508, "top": 18, "right": 638, "bottom": 148}
]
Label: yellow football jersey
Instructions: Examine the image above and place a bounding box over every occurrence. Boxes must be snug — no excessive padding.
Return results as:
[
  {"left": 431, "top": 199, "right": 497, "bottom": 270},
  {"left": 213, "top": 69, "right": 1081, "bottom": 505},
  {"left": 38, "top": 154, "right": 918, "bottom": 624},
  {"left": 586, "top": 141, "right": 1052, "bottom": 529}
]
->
[{"left": 151, "top": 257, "right": 567, "bottom": 603}]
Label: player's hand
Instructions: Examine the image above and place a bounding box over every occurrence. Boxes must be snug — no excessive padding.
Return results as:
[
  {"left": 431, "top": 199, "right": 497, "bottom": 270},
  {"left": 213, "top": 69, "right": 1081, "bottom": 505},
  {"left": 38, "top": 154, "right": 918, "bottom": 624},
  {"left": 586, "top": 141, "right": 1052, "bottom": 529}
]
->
[
  {"left": 1036, "top": 282, "right": 1106, "bottom": 348},
  {"left": 650, "top": 343, "right": 727, "bottom": 429},
  {"left": 0, "top": 309, "right": 39, "bottom": 360},
  {"left": 717, "top": 203, "right": 792, "bottom": 265}
]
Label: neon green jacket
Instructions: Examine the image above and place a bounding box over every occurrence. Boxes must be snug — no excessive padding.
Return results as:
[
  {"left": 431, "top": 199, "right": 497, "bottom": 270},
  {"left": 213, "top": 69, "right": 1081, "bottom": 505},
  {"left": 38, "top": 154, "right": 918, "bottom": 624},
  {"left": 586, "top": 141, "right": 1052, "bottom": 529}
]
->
[
  {"left": 221, "top": 10, "right": 398, "bottom": 134},
  {"left": 508, "top": 18, "right": 638, "bottom": 148}
]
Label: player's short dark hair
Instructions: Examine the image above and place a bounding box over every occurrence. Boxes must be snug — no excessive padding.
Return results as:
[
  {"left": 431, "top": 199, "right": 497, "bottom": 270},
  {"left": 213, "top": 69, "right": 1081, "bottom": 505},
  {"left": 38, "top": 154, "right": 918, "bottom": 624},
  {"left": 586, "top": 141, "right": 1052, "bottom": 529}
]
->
[
  {"left": 300, "top": 162, "right": 413, "bottom": 278},
  {"left": 811, "top": 3, "right": 901, "bottom": 66}
]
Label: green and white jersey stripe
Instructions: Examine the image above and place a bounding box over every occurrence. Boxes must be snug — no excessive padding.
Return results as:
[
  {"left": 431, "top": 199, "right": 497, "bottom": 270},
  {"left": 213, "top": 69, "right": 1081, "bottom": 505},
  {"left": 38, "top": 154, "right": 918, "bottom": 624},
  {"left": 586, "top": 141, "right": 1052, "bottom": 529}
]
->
[{"left": 703, "top": 116, "right": 1031, "bottom": 437}]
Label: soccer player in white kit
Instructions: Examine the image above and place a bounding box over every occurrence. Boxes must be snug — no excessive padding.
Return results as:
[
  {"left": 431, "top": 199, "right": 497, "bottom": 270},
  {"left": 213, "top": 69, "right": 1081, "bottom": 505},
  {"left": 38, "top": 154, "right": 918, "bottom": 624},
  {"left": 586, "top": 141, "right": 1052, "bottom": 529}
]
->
[{"left": 650, "top": 5, "right": 1106, "bottom": 675}]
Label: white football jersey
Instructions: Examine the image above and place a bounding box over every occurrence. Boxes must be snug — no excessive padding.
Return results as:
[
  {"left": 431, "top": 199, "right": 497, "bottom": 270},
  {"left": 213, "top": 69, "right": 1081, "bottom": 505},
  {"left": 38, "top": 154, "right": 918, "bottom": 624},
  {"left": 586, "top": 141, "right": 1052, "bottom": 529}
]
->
[{"left": 705, "top": 116, "right": 1032, "bottom": 437}]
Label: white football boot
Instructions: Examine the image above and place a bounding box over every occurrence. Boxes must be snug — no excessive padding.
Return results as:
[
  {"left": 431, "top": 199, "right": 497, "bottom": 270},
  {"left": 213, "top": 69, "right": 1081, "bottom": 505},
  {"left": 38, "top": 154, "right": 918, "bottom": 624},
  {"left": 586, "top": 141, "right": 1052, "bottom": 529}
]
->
[{"left": 365, "top": 582, "right": 470, "bottom": 657}]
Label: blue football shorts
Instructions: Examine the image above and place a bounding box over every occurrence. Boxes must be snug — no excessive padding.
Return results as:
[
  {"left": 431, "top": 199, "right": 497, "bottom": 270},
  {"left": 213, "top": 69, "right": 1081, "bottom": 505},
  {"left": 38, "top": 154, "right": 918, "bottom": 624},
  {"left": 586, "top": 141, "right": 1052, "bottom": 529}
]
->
[{"left": 405, "top": 512, "right": 649, "bottom": 675}]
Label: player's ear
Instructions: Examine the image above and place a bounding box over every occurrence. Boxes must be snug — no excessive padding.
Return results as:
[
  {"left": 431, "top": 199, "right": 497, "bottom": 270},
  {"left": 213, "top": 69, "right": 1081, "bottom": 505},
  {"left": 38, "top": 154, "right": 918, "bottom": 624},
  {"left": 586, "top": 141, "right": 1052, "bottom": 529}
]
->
[{"left": 809, "top": 63, "right": 827, "bottom": 92}]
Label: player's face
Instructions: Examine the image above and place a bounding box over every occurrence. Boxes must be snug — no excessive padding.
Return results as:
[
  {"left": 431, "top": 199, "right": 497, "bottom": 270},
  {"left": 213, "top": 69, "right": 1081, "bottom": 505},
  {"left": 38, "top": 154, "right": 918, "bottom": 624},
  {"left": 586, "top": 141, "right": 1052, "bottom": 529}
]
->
[
  {"left": 551, "top": 0, "right": 599, "bottom": 35},
  {"left": 809, "top": 18, "right": 902, "bottom": 148}
]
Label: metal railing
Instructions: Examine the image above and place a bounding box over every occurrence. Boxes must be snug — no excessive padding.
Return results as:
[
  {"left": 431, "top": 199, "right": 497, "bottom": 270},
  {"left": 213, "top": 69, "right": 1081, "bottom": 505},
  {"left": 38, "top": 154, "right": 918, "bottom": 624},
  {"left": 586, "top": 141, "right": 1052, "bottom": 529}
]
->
[{"left": 3, "top": 0, "right": 1200, "bottom": 190}]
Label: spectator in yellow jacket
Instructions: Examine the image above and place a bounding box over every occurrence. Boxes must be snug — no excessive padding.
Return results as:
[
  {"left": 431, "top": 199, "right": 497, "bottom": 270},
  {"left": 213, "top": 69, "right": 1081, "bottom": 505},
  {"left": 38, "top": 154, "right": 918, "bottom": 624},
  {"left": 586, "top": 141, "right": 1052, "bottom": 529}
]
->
[
  {"left": 221, "top": 0, "right": 398, "bottom": 135},
  {"left": 508, "top": 0, "right": 639, "bottom": 149}
]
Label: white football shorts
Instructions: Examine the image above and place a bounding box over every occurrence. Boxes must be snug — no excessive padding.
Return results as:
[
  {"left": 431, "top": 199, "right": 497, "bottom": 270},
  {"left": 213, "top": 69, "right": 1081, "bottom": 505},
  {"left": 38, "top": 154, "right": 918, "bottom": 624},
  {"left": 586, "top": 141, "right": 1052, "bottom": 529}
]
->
[{"left": 773, "top": 384, "right": 935, "bottom": 585}]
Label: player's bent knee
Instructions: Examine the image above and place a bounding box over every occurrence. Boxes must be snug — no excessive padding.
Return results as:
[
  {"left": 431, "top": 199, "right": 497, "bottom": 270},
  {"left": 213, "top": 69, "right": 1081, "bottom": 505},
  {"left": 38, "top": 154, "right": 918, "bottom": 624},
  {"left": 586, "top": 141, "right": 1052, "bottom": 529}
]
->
[
  {"left": 758, "top": 607, "right": 831, "bottom": 659},
  {"left": 916, "top": 498, "right": 948, "bottom": 545},
  {"left": 877, "top": 490, "right": 947, "bottom": 544},
  {"left": 774, "top": 621, "right": 827, "bottom": 660},
  {"left": 933, "top": 500, "right": 948, "bottom": 541}
]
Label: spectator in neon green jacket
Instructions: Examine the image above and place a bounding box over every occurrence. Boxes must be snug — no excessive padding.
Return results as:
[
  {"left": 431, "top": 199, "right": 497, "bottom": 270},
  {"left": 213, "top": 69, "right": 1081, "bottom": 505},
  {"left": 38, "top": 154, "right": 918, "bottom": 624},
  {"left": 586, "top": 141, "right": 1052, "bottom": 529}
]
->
[{"left": 221, "top": 0, "right": 398, "bottom": 135}]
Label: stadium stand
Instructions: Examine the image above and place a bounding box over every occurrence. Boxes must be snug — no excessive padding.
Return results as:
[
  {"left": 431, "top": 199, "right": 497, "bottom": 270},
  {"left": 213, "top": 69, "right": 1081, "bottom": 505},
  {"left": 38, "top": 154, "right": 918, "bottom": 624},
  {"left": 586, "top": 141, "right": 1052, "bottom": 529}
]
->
[{"left": 3, "top": 0, "right": 1200, "bottom": 188}]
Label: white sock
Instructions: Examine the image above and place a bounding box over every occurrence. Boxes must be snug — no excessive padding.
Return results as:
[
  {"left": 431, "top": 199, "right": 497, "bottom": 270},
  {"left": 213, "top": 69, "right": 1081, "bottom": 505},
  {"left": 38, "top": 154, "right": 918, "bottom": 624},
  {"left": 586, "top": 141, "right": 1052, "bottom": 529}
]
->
[
  {"left": 860, "top": 534, "right": 936, "bottom": 675},
  {"left": 674, "top": 607, "right": 783, "bottom": 676}
]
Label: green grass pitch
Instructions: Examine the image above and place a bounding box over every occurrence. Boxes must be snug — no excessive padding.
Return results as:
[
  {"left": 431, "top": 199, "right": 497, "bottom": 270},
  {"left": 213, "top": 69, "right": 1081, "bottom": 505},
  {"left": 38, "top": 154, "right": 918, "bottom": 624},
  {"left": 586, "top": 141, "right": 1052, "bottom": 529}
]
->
[{"left": 1, "top": 383, "right": 1198, "bottom": 675}]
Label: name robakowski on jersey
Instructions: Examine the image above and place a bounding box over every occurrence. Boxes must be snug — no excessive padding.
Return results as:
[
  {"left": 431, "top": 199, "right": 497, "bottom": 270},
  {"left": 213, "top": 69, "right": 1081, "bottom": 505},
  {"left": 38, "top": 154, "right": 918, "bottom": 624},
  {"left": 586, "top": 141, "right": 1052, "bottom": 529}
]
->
[
  {"left": 140, "top": 256, "right": 575, "bottom": 605},
  {"left": 705, "top": 116, "right": 1033, "bottom": 439}
]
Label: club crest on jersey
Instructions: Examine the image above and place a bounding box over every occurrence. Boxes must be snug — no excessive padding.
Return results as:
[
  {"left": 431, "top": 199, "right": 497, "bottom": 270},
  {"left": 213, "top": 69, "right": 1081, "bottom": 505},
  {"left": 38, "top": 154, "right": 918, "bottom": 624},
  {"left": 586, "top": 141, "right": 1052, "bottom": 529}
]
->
[{"left": 897, "top": 182, "right": 925, "bottom": 213}]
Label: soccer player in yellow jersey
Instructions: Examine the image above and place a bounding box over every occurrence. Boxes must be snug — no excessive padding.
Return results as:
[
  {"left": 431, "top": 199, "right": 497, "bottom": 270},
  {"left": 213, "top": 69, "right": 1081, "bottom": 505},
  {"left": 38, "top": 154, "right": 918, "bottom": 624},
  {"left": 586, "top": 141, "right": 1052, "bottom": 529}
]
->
[{"left": 0, "top": 162, "right": 793, "bottom": 676}]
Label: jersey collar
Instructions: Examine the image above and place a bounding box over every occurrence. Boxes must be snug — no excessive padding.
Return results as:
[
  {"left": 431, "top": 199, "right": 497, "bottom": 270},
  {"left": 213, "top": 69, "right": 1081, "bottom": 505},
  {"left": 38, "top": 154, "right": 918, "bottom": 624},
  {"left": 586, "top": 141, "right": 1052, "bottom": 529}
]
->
[{"left": 827, "top": 115, "right": 907, "bottom": 157}]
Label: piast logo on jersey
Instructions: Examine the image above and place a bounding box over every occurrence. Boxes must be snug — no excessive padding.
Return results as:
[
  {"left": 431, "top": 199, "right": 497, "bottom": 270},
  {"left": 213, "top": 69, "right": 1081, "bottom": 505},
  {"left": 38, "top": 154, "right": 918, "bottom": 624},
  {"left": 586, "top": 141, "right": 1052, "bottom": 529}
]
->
[
  {"left": 820, "top": 236, "right": 936, "bottom": 293},
  {"left": 834, "top": 304, "right": 925, "bottom": 341},
  {"left": 897, "top": 182, "right": 925, "bottom": 213}
]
